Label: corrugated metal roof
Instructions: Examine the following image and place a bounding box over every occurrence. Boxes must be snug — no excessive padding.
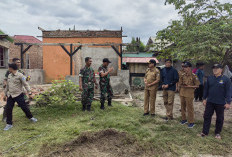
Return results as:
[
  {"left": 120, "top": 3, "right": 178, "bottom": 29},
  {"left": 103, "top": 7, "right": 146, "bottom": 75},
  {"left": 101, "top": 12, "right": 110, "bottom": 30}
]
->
[
  {"left": 122, "top": 52, "right": 154, "bottom": 58},
  {"left": 14, "top": 35, "right": 41, "bottom": 43},
  {"left": 123, "top": 57, "right": 159, "bottom": 63}
]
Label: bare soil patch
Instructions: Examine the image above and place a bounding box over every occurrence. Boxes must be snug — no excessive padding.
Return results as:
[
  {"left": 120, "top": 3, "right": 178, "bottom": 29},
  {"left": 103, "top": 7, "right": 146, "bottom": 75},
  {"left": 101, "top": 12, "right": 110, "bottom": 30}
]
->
[{"left": 39, "top": 129, "right": 155, "bottom": 157}]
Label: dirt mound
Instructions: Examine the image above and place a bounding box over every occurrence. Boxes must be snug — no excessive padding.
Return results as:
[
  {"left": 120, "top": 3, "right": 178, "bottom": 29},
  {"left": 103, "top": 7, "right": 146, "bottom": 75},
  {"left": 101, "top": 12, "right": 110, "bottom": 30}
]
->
[{"left": 40, "top": 129, "right": 155, "bottom": 157}]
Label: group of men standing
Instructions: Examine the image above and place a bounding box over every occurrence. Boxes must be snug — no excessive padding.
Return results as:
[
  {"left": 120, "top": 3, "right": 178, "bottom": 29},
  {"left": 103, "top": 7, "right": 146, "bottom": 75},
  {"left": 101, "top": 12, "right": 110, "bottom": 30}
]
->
[
  {"left": 2, "top": 56, "right": 231, "bottom": 139},
  {"left": 79, "top": 57, "right": 113, "bottom": 111},
  {"left": 143, "top": 59, "right": 231, "bottom": 139}
]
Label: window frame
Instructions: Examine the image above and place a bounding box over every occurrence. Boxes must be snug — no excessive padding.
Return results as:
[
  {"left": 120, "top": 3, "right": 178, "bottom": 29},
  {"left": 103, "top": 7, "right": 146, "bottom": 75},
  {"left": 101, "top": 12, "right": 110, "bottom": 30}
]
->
[{"left": 0, "top": 46, "right": 5, "bottom": 68}]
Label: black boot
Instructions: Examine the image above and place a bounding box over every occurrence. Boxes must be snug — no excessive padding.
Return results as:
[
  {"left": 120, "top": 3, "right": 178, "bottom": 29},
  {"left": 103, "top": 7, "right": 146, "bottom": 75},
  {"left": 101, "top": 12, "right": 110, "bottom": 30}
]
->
[
  {"left": 87, "top": 105, "right": 91, "bottom": 112},
  {"left": 100, "top": 102, "right": 105, "bottom": 110},
  {"left": 108, "top": 100, "right": 112, "bottom": 107}
]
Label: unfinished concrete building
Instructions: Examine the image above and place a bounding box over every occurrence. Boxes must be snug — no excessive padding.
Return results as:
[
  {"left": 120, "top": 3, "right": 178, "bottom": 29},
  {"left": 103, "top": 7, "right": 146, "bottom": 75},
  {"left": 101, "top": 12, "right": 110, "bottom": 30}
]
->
[{"left": 41, "top": 29, "right": 124, "bottom": 83}]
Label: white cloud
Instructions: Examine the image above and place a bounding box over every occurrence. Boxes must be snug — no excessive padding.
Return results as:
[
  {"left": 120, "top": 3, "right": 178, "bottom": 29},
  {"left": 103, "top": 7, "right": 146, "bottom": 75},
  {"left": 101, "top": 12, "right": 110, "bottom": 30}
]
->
[{"left": 0, "top": 0, "right": 179, "bottom": 43}]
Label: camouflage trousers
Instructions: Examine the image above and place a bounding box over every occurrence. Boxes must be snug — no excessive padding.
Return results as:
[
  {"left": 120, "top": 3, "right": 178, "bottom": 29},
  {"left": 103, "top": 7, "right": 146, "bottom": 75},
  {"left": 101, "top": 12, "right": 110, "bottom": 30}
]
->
[
  {"left": 81, "top": 88, "right": 94, "bottom": 106},
  {"left": 100, "top": 84, "right": 113, "bottom": 104}
]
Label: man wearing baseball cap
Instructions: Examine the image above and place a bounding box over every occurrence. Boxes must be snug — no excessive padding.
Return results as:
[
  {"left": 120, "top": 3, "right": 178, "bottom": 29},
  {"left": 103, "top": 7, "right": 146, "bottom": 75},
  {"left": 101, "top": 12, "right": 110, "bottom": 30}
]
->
[
  {"left": 179, "top": 62, "right": 200, "bottom": 128},
  {"left": 199, "top": 64, "right": 231, "bottom": 139},
  {"left": 98, "top": 58, "right": 114, "bottom": 110},
  {"left": 143, "top": 59, "right": 160, "bottom": 116}
]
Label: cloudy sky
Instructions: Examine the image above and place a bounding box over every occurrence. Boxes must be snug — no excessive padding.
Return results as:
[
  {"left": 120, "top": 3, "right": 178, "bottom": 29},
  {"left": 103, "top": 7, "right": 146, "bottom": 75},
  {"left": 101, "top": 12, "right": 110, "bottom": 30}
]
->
[{"left": 0, "top": 0, "right": 180, "bottom": 43}]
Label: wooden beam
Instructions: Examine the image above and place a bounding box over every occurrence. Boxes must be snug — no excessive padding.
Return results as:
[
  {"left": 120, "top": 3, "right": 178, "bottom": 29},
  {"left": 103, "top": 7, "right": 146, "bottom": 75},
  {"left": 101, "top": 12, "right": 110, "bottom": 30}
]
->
[
  {"left": 72, "top": 45, "right": 82, "bottom": 56},
  {"left": 70, "top": 44, "right": 73, "bottom": 75},
  {"left": 60, "top": 45, "right": 71, "bottom": 56},
  {"left": 22, "top": 45, "right": 32, "bottom": 54},
  {"left": 111, "top": 45, "right": 122, "bottom": 57},
  {"left": 20, "top": 45, "right": 24, "bottom": 68},
  {"left": 19, "top": 45, "right": 32, "bottom": 68},
  {"left": 15, "top": 42, "right": 130, "bottom": 46},
  {"left": 60, "top": 44, "right": 82, "bottom": 75},
  {"left": 120, "top": 44, "right": 123, "bottom": 70},
  {"left": 15, "top": 42, "right": 130, "bottom": 75}
]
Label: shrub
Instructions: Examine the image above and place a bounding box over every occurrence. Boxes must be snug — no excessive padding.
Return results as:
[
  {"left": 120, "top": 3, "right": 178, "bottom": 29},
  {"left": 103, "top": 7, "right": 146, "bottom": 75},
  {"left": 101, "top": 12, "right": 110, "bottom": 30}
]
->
[{"left": 35, "top": 80, "right": 79, "bottom": 107}]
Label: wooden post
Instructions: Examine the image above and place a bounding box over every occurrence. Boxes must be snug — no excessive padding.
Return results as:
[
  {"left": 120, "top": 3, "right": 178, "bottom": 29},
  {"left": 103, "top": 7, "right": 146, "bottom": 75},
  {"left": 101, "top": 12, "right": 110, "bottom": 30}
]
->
[{"left": 70, "top": 44, "right": 73, "bottom": 75}]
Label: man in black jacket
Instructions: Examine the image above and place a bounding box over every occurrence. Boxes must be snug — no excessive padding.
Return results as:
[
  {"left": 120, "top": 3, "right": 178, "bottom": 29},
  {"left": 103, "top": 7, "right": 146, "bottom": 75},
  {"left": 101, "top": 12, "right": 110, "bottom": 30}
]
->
[
  {"left": 161, "top": 59, "right": 179, "bottom": 120},
  {"left": 199, "top": 64, "right": 231, "bottom": 139}
]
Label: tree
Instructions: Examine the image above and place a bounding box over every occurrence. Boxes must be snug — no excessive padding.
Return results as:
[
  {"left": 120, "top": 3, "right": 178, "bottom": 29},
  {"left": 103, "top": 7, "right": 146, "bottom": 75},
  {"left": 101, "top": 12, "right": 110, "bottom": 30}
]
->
[
  {"left": 126, "top": 37, "right": 146, "bottom": 52},
  {"left": 156, "top": 0, "right": 232, "bottom": 67},
  {"left": 139, "top": 41, "right": 146, "bottom": 52}
]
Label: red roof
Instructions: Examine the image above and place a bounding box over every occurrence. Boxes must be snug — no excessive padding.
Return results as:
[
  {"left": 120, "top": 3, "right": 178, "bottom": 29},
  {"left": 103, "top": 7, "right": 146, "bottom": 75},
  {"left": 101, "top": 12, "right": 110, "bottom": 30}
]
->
[
  {"left": 14, "top": 35, "right": 41, "bottom": 43},
  {"left": 123, "top": 57, "right": 159, "bottom": 63}
]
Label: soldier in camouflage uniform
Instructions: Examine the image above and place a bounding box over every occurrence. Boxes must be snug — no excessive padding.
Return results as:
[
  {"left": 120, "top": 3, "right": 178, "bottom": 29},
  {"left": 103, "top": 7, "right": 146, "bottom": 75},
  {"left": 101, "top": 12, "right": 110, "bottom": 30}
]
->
[
  {"left": 79, "top": 57, "right": 98, "bottom": 111},
  {"left": 2, "top": 58, "right": 29, "bottom": 122},
  {"left": 98, "top": 58, "right": 114, "bottom": 110}
]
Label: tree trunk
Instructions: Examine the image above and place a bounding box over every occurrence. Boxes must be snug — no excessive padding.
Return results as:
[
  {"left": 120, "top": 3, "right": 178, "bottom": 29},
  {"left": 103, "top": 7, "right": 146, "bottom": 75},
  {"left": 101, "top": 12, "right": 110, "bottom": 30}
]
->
[{"left": 222, "top": 48, "right": 232, "bottom": 70}]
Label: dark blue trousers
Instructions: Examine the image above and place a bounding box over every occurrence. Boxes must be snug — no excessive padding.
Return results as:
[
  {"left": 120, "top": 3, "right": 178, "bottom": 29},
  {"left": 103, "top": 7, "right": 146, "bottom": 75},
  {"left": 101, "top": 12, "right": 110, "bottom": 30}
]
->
[{"left": 202, "top": 102, "right": 225, "bottom": 135}]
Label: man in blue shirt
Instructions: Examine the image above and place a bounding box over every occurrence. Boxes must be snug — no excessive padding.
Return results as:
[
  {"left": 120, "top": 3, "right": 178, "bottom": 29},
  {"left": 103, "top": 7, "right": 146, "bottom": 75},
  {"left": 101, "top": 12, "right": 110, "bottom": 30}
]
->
[
  {"left": 199, "top": 64, "right": 231, "bottom": 139},
  {"left": 195, "top": 63, "right": 205, "bottom": 101},
  {"left": 161, "top": 59, "right": 179, "bottom": 120}
]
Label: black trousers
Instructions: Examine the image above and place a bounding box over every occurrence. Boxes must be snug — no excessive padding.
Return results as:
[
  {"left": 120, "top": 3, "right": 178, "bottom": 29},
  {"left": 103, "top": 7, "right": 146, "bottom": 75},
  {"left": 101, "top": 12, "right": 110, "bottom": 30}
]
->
[
  {"left": 202, "top": 102, "right": 225, "bottom": 135},
  {"left": 194, "top": 84, "right": 204, "bottom": 100},
  {"left": 6, "top": 93, "right": 33, "bottom": 125}
]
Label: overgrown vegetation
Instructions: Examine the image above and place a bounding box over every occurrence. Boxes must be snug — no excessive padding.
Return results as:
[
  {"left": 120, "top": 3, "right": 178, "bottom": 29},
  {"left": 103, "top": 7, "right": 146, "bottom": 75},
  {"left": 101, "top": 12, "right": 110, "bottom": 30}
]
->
[
  {"left": 0, "top": 101, "right": 231, "bottom": 157},
  {"left": 156, "top": 0, "right": 232, "bottom": 67},
  {"left": 126, "top": 37, "right": 146, "bottom": 52},
  {"left": 35, "top": 80, "right": 79, "bottom": 107}
]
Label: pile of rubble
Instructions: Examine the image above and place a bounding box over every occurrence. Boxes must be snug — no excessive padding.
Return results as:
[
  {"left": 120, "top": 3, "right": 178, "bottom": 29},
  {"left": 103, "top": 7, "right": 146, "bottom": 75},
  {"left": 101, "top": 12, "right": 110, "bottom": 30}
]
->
[{"left": 30, "top": 84, "right": 52, "bottom": 96}]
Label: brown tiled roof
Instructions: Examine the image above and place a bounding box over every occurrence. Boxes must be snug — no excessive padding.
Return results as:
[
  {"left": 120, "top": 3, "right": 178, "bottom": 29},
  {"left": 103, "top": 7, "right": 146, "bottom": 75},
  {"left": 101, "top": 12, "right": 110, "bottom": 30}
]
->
[
  {"left": 14, "top": 35, "right": 41, "bottom": 43},
  {"left": 42, "top": 30, "right": 123, "bottom": 38}
]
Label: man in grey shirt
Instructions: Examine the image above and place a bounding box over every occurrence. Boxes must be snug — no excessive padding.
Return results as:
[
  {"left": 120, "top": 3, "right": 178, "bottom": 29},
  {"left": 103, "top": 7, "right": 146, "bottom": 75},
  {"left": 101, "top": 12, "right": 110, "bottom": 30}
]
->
[
  {"left": 2, "top": 58, "right": 27, "bottom": 122},
  {"left": 3, "top": 63, "right": 37, "bottom": 131}
]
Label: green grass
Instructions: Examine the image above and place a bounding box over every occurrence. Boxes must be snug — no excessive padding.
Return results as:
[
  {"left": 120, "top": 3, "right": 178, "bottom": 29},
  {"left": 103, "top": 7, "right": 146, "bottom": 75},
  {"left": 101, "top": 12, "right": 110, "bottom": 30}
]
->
[{"left": 0, "top": 102, "right": 231, "bottom": 157}]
